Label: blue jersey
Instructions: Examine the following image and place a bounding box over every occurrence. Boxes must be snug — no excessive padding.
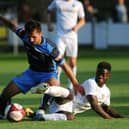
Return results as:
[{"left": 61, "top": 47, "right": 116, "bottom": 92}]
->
[{"left": 15, "top": 28, "right": 64, "bottom": 72}]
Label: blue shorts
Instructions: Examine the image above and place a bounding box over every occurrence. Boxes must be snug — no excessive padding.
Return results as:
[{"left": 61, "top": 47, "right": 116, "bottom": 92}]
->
[{"left": 13, "top": 68, "right": 58, "bottom": 93}]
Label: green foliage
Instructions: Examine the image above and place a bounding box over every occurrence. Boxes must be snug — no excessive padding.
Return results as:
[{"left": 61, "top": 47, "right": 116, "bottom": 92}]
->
[{"left": 0, "top": 48, "right": 129, "bottom": 129}]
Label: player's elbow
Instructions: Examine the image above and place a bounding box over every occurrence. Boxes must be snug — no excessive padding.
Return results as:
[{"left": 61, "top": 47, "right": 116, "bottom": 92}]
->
[{"left": 80, "top": 17, "right": 86, "bottom": 26}]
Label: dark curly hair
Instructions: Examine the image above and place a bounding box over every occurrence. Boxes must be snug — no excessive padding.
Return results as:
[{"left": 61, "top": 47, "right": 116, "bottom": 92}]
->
[
  {"left": 97, "top": 61, "right": 111, "bottom": 72},
  {"left": 24, "top": 19, "right": 42, "bottom": 34}
]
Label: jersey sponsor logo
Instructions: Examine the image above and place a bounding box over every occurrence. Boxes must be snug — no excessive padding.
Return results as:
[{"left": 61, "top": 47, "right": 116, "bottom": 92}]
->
[{"left": 59, "top": 5, "right": 77, "bottom": 13}]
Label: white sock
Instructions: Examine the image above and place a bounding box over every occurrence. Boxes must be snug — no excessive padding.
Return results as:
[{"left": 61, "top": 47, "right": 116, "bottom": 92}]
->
[
  {"left": 68, "top": 67, "right": 77, "bottom": 90},
  {"left": 45, "top": 86, "right": 70, "bottom": 98},
  {"left": 57, "top": 67, "right": 62, "bottom": 83},
  {"left": 43, "top": 113, "right": 67, "bottom": 121}
]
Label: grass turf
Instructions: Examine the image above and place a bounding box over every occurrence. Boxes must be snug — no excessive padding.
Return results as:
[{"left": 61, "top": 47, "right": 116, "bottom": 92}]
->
[{"left": 0, "top": 48, "right": 129, "bottom": 129}]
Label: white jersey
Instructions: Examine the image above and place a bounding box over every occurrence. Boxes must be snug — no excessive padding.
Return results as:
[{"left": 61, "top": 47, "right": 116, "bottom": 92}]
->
[
  {"left": 48, "top": 0, "right": 85, "bottom": 36},
  {"left": 73, "top": 78, "right": 110, "bottom": 114}
]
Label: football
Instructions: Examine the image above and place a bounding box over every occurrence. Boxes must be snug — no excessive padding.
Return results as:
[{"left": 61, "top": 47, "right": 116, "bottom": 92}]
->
[{"left": 5, "top": 103, "right": 25, "bottom": 122}]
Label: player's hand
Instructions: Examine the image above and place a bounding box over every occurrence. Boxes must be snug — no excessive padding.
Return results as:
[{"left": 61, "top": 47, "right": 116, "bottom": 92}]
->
[
  {"left": 74, "top": 84, "right": 85, "bottom": 96},
  {"left": 72, "top": 26, "right": 78, "bottom": 33}
]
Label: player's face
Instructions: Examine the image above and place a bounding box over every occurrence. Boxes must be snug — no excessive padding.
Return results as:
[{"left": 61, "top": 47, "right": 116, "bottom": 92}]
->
[
  {"left": 95, "top": 68, "right": 110, "bottom": 87},
  {"left": 28, "top": 29, "right": 42, "bottom": 45}
]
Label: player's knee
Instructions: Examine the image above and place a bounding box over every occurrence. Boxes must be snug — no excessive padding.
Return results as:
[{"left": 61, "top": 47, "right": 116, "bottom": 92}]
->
[{"left": 67, "top": 90, "right": 74, "bottom": 100}]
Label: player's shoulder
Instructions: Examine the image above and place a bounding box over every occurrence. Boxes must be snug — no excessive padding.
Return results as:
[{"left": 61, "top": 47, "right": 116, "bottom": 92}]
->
[
  {"left": 85, "top": 77, "right": 95, "bottom": 83},
  {"left": 44, "top": 37, "right": 57, "bottom": 48},
  {"left": 74, "top": 0, "right": 83, "bottom": 5},
  {"left": 82, "top": 78, "right": 95, "bottom": 87},
  {"left": 73, "top": 0, "right": 84, "bottom": 10}
]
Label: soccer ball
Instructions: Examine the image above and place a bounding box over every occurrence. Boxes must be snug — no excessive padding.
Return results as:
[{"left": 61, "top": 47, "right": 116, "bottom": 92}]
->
[{"left": 5, "top": 103, "right": 25, "bottom": 122}]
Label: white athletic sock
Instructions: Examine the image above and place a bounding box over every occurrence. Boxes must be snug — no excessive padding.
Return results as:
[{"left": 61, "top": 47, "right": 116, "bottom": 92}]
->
[
  {"left": 57, "top": 67, "right": 62, "bottom": 83},
  {"left": 45, "top": 86, "right": 70, "bottom": 98},
  {"left": 43, "top": 113, "right": 67, "bottom": 121},
  {"left": 68, "top": 67, "right": 77, "bottom": 90}
]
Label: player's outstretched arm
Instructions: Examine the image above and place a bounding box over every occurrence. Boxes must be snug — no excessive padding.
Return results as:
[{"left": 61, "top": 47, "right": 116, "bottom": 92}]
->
[
  {"left": 60, "top": 62, "right": 85, "bottom": 95},
  {"left": 102, "top": 104, "right": 124, "bottom": 118},
  {"left": 87, "top": 95, "right": 112, "bottom": 119},
  {"left": 0, "top": 15, "right": 18, "bottom": 31},
  {"left": 72, "top": 17, "right": 85, "bottom": 32}
]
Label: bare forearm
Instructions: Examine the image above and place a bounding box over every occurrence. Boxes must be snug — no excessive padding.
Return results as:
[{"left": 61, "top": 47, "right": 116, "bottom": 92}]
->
[
  {"left": 73, "top": 17, "right": 85, "bottom": 32},
  {"left": 0, "top": 15, "right": 18, "bottom": 31},
  {"left": 61, "top": 63, "right": 85, "bottom": 95},
  {"left": 101, "top": 104, "right": 124, "bottom": 118},
  {"left": 104, "top": 106, "right": 123, "bottom": 118},
  {"left": 60, "top": 63, "right": 78, "bottom": 86},
  {"left": 92, "top": 105, "right": 112, "bottom": 119},
  {"left": 87, "top": 95, "right": 112, "bottom": 119}
]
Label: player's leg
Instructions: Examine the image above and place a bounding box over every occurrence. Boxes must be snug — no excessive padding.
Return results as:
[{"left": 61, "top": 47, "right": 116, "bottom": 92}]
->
[
  {"left": 67, "top": 57, "right": 77, "bottom": 90},
  {"left": 32, "top": 88, "right": 74, "bottom": 121},
  {"left": 0, "top": 81, "right": 21, "bottom": 118},
  {"left": 66, "top": 33, "right": 78, "bottom": 91},
  {"left": 31, "top": 84, "right": 50, "bottom": 115},
  {"left": 35, "top": 96, "right": 74, "bottom": 121},
  {"left": 33, "top": 111, "right": 74, "bottom": 121},
  {"left": 55, "top": 36, "right": 66, "bottom": 83},
  {"left": 31, "top": 83, "right": 73, "bottom": 99},
  {"left": 0, "top": 69, "right": 38, "bottom": 118},
  {"left": 32, "top": 83, "right": 74, "bottom": 105},
  {"left": 40, "top": 77, "right": 60, "bottom": 109},
  {"left": 31, "top": 83, "right": 74, "bottom": 120},
  {"left": 29, "top": 71, "right": 59, "bottom": 112},
  {"left": 33, "top": 113, "right": 67, "bottom": 121}
]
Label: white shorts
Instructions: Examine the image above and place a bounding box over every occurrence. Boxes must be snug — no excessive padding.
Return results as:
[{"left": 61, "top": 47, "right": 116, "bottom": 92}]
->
[
  {"left": 73, "top": 93, "right": 91, "bottom": 114},
  {"left": 49, "top": 100, "right": 73, "bottom": 113},
  {"left": 56, "top": 31, "right": 78, "bottom": 58}
]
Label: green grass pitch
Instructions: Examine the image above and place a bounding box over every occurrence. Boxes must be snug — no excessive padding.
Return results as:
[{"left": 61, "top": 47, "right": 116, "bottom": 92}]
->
[{"left": 0, "top": 48, "right": 129, "bottom": 129}]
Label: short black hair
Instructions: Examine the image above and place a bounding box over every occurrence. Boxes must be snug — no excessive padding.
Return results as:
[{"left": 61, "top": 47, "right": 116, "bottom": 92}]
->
[
  {"left": 97, "top": 61, "right": 111, "bottom": 72},
  {"left": 24, "top": 19, "right": 42, "bottom": 34}
]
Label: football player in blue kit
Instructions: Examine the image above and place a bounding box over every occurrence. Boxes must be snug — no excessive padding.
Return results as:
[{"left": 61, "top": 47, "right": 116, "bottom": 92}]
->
[{"left": 0, "top": 15, "right": 83, "bottom": 119}]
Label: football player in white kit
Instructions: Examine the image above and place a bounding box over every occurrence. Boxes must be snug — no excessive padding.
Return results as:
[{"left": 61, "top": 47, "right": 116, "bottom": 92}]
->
[
  {"left": 73, "top": 61, "right": 123, "bottom": 119},
  {"left": 47, "top": 0, "right": 85, "bottom": 90},
  {"left": 31, "top": 61, "right": 124, "bottom": 120}
]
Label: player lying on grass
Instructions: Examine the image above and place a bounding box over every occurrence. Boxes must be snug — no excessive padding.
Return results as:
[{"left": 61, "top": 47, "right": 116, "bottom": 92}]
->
[
  {"left": 0, "top": 15, "right": 83, "bottom": 119},
  {"left": 31, "top": 61, "right": 124, "bottom": 120}
]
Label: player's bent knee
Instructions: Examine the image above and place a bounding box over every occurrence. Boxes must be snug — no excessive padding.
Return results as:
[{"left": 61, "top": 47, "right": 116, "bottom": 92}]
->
[{"left": 67, "top": 90, "right": 74, "bottom": 100}]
